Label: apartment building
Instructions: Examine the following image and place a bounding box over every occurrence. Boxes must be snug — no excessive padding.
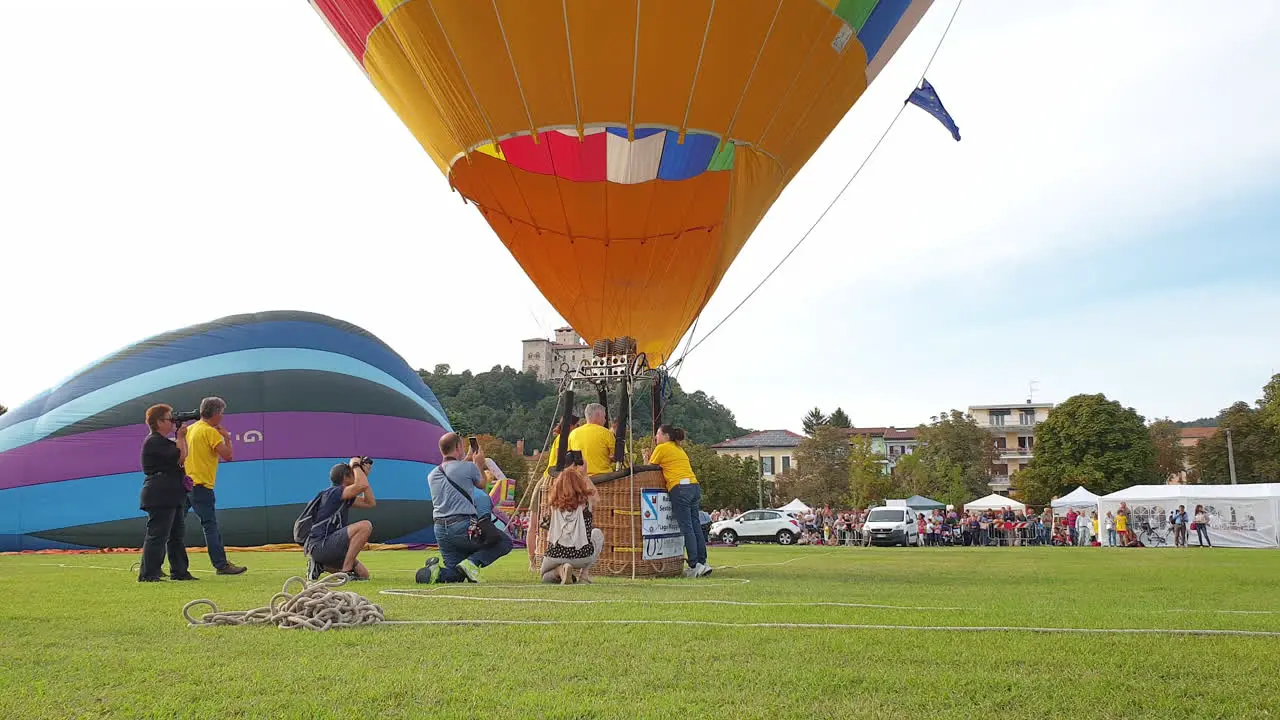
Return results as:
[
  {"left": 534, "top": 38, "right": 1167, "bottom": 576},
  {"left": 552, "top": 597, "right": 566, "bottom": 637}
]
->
[{"left": 967, "top": 403, "right": 1054, "bottom": 492}]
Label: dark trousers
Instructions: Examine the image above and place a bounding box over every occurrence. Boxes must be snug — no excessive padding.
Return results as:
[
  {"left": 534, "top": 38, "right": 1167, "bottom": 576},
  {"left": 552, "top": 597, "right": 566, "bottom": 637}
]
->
[
  {"left": 189, "top": 485, "right": 228, "bottom": 569},
  {"left": 140, "top": 505, "right": 190, "bottom": 579},
  {"left": 434, "top": 519, "right": 513, "bottom": 582}
]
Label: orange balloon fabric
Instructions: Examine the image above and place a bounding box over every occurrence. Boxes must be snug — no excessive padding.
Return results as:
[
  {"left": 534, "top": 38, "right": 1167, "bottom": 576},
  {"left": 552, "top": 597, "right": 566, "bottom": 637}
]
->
[{"left": 311, "top": 0, "right": 932, "bottom": 362}]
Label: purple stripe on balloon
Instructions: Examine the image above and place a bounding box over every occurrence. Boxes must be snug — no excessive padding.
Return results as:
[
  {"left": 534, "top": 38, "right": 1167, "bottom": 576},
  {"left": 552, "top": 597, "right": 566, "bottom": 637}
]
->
[{"left": 0, "top": 412, "right": 445, "bottom": 491}]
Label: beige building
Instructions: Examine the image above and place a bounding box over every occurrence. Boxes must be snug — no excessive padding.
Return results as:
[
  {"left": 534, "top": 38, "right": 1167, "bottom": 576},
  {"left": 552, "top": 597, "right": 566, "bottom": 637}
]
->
[
  {"left": 841, "top": 427, "right": 919, "bottom": 473},
  {"left": 521, "top": 327, "right": 592, "bottom": 383},
  {"left": 1170, "top": 427, "right": 1217, "bottom": 484},
  {"left": 967, "top": 403, "right": 1054, "bottom": 492},
  {"left": 712, "top": 430, "right": 805, "bottom": 478}
]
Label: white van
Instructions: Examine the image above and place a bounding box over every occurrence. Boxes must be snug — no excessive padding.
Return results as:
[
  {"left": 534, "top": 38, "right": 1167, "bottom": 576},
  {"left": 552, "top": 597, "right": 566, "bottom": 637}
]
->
[{"left": 864, "top": 505, "right": 919, "bottom": 546}]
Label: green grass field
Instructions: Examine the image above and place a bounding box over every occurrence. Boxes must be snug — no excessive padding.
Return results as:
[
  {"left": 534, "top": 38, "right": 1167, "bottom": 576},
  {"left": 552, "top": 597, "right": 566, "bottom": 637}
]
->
[{"left": 2, "top": 544, "right": 1278, "bottom": 719}]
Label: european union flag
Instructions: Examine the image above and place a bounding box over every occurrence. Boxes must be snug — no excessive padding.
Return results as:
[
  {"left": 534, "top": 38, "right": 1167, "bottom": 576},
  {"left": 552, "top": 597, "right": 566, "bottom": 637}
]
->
[{"left": 906, "top": 79, "right": 960, "bottom": 141}]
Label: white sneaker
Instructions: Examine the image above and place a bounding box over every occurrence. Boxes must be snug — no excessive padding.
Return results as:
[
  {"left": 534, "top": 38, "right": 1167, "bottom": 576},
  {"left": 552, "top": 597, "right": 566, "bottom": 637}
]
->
[
  {"left": 695, "top": 563, "right": 713, "bottom": 577},
  {"left": 682, "top": 566, "right": 699, "bottom": 578}
]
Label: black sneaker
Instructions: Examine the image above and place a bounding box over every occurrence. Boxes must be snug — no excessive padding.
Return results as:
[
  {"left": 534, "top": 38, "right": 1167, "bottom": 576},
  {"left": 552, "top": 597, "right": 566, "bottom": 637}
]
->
[
  {"left": 138, "top": 576, "right": 164, "bottom": 582},
  {"left": 307, "top": 557, "right": 322, "bottom": 582},
  {"left": 170, "top": 574, "right": 199, "bottom": 581}
]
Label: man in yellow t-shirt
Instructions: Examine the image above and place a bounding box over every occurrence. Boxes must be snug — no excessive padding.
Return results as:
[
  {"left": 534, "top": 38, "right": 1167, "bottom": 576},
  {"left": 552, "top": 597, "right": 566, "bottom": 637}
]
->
[
  {"left": 543, "top": 414, "right": 580, "bottom": 477},
  {"left": 567, "top": 403, "right": 615, "bottom": 476},
  {"left": 184, "top": 397, "right": 247, "bottom": 575}
]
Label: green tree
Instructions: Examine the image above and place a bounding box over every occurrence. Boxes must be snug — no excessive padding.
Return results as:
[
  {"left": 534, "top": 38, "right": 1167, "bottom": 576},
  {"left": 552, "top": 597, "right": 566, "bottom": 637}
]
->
[
  {"left": 827, "top": 408, "right": 852, "bottom": 428},
  {"left": 802, "top": 408, "right": 828, "bottom": 436},
  {"left": 915, "top": 410, "right": 997, "bottom": 501},
  {"left": 776, "top": 426, "right": 848, "bottom": 506},
  {"left": 1026, "top": 393, "right": 1159, "bottom": 497},
  {"left": 1149, "top": 419, "right": 1186, "bottom": 482},
  {"left": 1191, "top": 375, "right": 1280, "bottom": 484},
  {"left": 892, "top": 452, "right": 930, "bottom": 496},
  {"left": 0, "top": 403, "right": 7, "bottom": 417},
  {"left": 478, "top": 435, "right": 529, "bottom": 486},
  {"left": 417, "top": 365, "right": 746, "bottom": 454},
  {"left": 687, "top": 444, "right": 760, "bottom": 510},
  {"left": 847, "top": 435, "right": 896, "bottom": 508},
  {"left": 628, "top": 378, "right": 747, "bottom": 447}
]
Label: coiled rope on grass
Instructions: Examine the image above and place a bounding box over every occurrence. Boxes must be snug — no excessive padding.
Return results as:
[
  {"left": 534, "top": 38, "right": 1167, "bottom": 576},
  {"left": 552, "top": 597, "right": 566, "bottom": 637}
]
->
[{"left": 182, "top": 574, "right": 384, "bottom": 631}]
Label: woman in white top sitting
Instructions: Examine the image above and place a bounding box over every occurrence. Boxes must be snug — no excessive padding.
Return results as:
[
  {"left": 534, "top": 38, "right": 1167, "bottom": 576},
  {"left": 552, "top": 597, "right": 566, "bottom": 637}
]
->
[{"left": 540, "top": 451, "right": 605, "bottom": 584}]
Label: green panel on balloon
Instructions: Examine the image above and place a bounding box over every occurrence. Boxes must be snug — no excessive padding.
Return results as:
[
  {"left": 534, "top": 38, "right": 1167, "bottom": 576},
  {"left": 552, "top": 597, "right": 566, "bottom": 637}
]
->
[
  {"left": 836, "top": 0, "right": 881, "bottom": 30},
  {"left": 706, "top": 142, "right": 736, "bottom": 172}
]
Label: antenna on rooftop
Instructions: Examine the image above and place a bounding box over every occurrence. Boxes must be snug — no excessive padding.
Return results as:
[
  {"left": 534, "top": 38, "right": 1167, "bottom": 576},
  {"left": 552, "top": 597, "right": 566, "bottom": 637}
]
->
[{"left": 1027, "top": 380, "right": 1039, "bottom": 404}]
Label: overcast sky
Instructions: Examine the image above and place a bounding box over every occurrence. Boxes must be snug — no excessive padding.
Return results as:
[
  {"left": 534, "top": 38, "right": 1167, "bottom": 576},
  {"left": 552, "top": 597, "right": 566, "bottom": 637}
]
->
[{"left": 2, "top": 0, "right": 1277, "bottom": 435}]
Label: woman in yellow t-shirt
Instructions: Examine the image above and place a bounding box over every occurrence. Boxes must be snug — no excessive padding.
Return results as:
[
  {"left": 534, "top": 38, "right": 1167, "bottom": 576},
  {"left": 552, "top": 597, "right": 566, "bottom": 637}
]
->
[{"left": 648, "top": 426, "right": 708, "bottom": 578}]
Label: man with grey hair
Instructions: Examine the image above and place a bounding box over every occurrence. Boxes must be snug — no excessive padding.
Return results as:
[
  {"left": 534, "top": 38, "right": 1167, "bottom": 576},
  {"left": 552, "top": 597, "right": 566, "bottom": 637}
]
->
[
  {"left": 568, "top": 402, "right": 616, "bottom": 476},
  {"left": 183, "top": 396, "right": 247, "bottom": 574}
]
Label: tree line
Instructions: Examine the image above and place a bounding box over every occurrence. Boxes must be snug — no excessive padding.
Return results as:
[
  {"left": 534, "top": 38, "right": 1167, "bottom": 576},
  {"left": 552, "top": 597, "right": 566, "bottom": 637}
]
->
[
  {"left": 774, "top": 410, "right": 998, "bottom": 510},
  {"left": 771, "top": 375, "right": 1280, "bottom": 511},
  {"left": 417, "top": 365, "right": 760, "bottom": 507}
]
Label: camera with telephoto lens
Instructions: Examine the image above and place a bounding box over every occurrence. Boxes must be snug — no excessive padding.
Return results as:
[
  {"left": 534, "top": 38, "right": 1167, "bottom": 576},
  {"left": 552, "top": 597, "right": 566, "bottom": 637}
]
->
[
  {"left": 171, "top": 410, "right": 200, "bottom": 426},
  {"left": 354, "top": 456, "right": 374, "bottom": 468}
]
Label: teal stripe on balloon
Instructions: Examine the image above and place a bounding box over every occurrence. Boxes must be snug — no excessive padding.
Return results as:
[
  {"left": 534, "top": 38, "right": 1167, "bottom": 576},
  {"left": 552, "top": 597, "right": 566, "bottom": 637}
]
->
[
  {"left": 1, "top": 457, "right": 435, "bottom": 534},
  {"left": 0, "top": 348, "right": 448, "bottom": 453}
]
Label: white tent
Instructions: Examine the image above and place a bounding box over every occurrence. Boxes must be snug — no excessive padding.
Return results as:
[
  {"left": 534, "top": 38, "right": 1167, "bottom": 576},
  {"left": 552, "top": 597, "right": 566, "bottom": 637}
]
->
[
  {"left": 1051, "top": 486, "right": 1100, "bottom": 511},
  {"left": 1099, "top": 483, "right": 1280, "bottom": 549},
  {"left": 964, "top": 493, "right": 1026, "bottom": 513},
  {"left": 776, "top": 498, "right": 811, "bottom": 515}
]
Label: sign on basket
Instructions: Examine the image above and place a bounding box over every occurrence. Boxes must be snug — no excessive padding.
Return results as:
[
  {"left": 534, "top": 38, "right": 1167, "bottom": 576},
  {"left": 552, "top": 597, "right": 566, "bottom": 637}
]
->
[{"left": 641, "top": 489, "right": 685, "bottom": 561}]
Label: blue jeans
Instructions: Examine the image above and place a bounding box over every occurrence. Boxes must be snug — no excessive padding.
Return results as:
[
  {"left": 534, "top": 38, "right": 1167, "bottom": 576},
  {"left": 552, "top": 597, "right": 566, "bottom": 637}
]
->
[
  {"left": 669, "top": 484, "right": 706, "bottom": 568},
  {"left": 188, "top": 486, "right": 228, "bottom": 569},
  {"left": 434, "top": 519, "right": 513, "bottom": 582},
  {"left": 1107, "top": 528, "right": 1118, "bottom": 546}
]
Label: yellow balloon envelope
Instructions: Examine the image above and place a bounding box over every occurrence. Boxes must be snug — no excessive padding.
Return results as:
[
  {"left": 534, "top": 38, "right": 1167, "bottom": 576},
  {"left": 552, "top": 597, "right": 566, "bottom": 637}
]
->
[{"left": 311, "top": 0, "right": 932, "bottom": 362}]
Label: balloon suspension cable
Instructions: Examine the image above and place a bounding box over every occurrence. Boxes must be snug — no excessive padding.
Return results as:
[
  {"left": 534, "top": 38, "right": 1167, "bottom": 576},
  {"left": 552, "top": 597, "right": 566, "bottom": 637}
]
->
[{"left": 672, "top": 0, "right": 966, "bottom": 367}]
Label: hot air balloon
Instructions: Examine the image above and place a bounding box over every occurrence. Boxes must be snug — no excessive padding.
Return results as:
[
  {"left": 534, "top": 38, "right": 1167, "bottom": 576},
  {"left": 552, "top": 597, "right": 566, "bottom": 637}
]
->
[
  {"left": 0, "top": 312, "right": 450, "bottom": 551},
  {"left": 309, "top": 0, "right": 933, "bottom": 577},
  {"left": 309, "top": 0, "right": 932, "bottom": 364}
]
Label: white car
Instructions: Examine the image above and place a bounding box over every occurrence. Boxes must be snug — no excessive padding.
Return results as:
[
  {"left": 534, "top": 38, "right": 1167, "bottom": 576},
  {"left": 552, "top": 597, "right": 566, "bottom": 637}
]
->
[
  {"left": 864, "top": 506, "right": 920, "bottom": 546},
  {"left": 711, "top": 510, "right": 802, "bottom": 545}
]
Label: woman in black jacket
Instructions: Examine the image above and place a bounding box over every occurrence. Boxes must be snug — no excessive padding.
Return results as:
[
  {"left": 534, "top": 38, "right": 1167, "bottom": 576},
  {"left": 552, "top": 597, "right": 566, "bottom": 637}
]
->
[{"left": 138, "top": 404, "right": 197, "bottom": 581}]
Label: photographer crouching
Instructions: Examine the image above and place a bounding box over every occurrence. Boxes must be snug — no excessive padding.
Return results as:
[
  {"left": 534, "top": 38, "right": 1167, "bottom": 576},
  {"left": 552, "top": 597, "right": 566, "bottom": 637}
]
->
[
  {"left": 419, "top": 433, "right": 512, "bottom": 583},
  {"left": 304, "top": 457, "right": 377, "bottom": 580},
  {"left": 137, "top": 404, "right": 197, "bottom": 582}
]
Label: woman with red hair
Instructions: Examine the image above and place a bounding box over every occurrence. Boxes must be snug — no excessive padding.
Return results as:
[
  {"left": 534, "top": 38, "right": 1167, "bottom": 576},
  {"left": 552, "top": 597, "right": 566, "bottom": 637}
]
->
[{"left": 540, "top": 452, "right": 604, "bottom": 584}]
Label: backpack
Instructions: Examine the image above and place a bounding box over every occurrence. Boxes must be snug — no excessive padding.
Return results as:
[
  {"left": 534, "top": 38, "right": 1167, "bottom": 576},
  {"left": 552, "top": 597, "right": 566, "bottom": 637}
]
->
[{"left": 292, "top": 490, "right": 330, "bottom": 545}]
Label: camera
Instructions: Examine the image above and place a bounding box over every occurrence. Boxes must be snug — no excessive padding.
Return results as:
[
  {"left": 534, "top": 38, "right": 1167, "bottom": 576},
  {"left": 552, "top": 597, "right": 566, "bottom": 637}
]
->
[
  {"left": 354, "top": 456, "right": 374, "bottom": 468},
  {"left": 171, "top": 410, "right": 200, "bottom": 426},
  {"left": 564, "top": 450, "right": 585, "bottom": 467}
]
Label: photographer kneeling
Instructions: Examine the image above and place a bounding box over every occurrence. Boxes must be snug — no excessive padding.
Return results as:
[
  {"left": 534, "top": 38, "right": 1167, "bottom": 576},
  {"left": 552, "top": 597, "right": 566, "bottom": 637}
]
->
[
  {"left": 304, "top": 457, "right": 377, "bottom": 580},
  {"left": 420, "top": 433, "right": 512, "bottom": 583}
]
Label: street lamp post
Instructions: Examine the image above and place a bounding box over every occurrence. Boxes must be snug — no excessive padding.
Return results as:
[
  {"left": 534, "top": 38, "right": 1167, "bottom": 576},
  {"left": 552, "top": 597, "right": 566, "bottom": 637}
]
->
[
  {"left": 1225, "top": 428, "right": 1238, "bottom": 485},
  {"left": 756, "top": 447, "right": 764, "bottom": 509}
]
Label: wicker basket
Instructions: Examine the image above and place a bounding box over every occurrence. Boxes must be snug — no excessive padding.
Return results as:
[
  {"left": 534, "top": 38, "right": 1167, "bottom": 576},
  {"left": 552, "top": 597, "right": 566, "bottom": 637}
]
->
[{"left": 529, "top": 465, "right": 686, "bottom": 578}]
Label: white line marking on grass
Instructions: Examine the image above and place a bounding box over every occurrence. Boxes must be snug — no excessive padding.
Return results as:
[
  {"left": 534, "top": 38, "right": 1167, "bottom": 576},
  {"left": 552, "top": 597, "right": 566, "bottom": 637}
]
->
[
  {"left": 379, "top": 618, "right": 1280, "bottom": 637},
  {"left": 380, "top": 588, "right": 964, "bottom": 611},
  {"left": 1166, "top": 609, "right": 1280, "bottom": 615},
  {"left": 40, "top": 563, "right": 211, "bottom": 575},
  {"left": 714, "top": 551, "right": 839, "bottom": 570}
]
